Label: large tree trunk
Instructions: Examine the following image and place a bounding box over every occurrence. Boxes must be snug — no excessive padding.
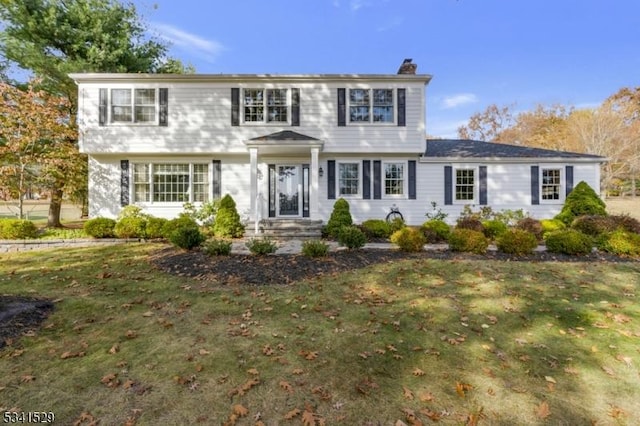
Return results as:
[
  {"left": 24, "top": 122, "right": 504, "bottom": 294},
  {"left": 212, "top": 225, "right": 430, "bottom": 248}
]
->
[{"left": 47, "top": 186, "right": 63, "bottom": 228}]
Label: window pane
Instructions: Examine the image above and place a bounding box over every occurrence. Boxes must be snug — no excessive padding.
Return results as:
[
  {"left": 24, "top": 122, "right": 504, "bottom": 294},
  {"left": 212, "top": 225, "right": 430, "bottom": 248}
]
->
[
  {"left": 134, "top": 89, "right": 156, "bottom": 123},
  {"left": 111, "top": 89, "right": 132, "bottom": 122},
  {"left": 244, "top": 89, "right": 264, "bottom": 122},
  {"left": 267, "top": 89, "right": 288, "bottom": 122},
  {"left": 384, "top": 163, "right": 404, "bottom": 195},
  {"left": 153, "top": 164, "right": 190, "bottom": 202},
  {"left": 192, "top": 164, "right": 209, "bottom": 202},
  {"left": 542, "top": 169, "right": 561, "bottom": 200},
  {"left": 373, "top": 89, "right": 393, "bottom": 123},
  {"left": 455, "top": 169, "right": 475, "bottom": 201},
  {"left": 133, "top": 163, "right": 149, "bottom": 202},
  {"left": 339, "top": 163, "right": 359, "bottom": 196},
  {"left": 349, "top": 89, "right": 370, "bottom": 122}
]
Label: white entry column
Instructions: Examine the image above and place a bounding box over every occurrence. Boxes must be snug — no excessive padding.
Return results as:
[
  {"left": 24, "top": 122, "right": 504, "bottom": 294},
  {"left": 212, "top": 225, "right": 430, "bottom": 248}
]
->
[
  {"left": 310, "top": 147, "right": 319, "bottom": 219},
  {"left": 249, "top": 147, "right": 258, "bottom": 226}
]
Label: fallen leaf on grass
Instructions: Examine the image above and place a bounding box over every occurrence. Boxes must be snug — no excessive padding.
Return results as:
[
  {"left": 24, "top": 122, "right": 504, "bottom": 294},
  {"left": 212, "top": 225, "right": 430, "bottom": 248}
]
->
[
  {"left": 232, "top": 404, "right": 248, "bottom": 417},
  {"left": 61, "top": 351, "right": 86, "bottom": 359},
  {"left": 536, "top": 401, "right": 551, "bottom": 419},
  {"left": 108, "top": 343, "right": 120, "bottom": 354},
  {"left": 247, "top": 368, "right": 259, "bottom": 375},
  {"left": 284, "top": 408, "right": 301, "bottom": 420},
  {"left": 402, "top": 386, "right": 414, "bottom": 400},
  {"left": 279, "top": 380, "right": 294, "bottom": 394},
  {"left": 601, "top": 366, "right": 616, "bottom": 377},
  {"left": 455, "top": 382, "right": 472, "bottom": 397},
  {"left": 20, "top": 375, "right": 36, "bottom": 383},
  {"left": 412, "top": 368, "right": 425, "bottom": 376}
]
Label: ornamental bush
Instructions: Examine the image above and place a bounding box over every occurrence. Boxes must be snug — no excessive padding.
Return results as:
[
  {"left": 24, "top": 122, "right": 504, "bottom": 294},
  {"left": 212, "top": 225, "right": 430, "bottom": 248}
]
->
[
  {"left": 482, "top": 219, "right": 508, "bottom": 240},
  {"left": 212, "top": 194, "right": 244, "bottom": 238},
  {"left": 496, "top": 229, "right": 538, "bottom": 255},
  {"left": 447, "top": 228, "right": 489, "bottom": 254},
  {"left": 540, "top": 218, "right": 566, "bottom": 236},
  {"left": 162, "top": 215, "right": 199, "bottom": 239},
  {"left": 390, "top": 226, "right": 426, "bottom": 252},
  {"left": 301, "top": 239, "right": 330, "bottom": 258},
  {"left": 545, "top": 229, "right": 593, "bottom": 255},
  {"left": 202, "top": 238, "right": 232, "bottom": 256},
  {"left": 0, "top": 219, "right": 38, "bottom": 239},
  {"left": 114, "top": 217, "right": 147, "bottom": 238},
  {"left": 145, "top": 217, "right": 169, "bottom": 239},
  {"left": 455, "top": 216, "right": 484, "bottom": 233},
  {"left": 421, "top": 219, "right": 451, "bottom": 243},
  {"left": 83, "top": 217, "right": 116, "bottom": 238},
  {"left": 117, "top": 205, "right": 148, "bottom": 220},
  {"left": 168, "top": 226, "right": 205, "bottom": 250},
  {"left": 325, "top": 198, "right": 353, "bottom": 239},
  {"left": 608, "top": 214, "right": 640, "bottom": 234},
  {"left": 555, "top": 181, "right": 606, "bottom": 225},
  {"left": 337, "top": 225, "right": 366, "bottom": 249},
  {"left": 571, "top": 215, "right": 617, "bottom": 238},
  {"left": 245, "top": 237, "right": 278, "bottom": 255},
  {"left": 361, "top": 219, "right": 392, "bottom": 239},
  {"left": 597, "top": 230, "right": 640, "bottom": 257},
  {"left": 515, "top": 217, "right": 543, "bottom": 240}
]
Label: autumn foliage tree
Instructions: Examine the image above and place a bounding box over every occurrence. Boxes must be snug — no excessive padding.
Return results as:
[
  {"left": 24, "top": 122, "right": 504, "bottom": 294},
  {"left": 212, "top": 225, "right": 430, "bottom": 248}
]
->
[{"left": 0, "top": 81, "right": 78, "bottom": 219}]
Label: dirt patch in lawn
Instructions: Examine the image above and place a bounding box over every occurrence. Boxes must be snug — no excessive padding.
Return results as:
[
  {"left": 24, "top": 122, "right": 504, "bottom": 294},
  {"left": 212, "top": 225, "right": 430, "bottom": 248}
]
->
[{"left": 0, "top": 296, "right": 54, "bottom": 349}]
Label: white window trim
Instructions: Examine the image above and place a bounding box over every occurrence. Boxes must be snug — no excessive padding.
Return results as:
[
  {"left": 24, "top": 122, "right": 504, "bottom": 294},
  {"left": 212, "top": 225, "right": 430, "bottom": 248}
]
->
[
  {"left": 539, "top": 165, "right": 564, "bottom": 204},
  {"left": 130, "top": 161, "right": 212, "bottom": 206},
  {"left": 241, "top": 88, "right": 291, "bottom": 125},
  {"left": 336, "top": 161, "right": 362, "bottom": 198},
  {"left": 109, "top": 88, "right": 160, "bottom": 126},
  {"left": 347, "top": 88, "right": 396, "bottom": 125},
  {"left": 453, "top": 165, "right": 478, "bottom": 205},
  {"left": 382, "top": 160, "right": 408, "bottom": 199}
]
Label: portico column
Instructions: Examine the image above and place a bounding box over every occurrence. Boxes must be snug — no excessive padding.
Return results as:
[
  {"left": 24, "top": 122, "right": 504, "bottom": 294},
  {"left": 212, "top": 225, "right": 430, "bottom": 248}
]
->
[
  {"left": 249, "top": 147, "right": 258, "bottom": 225},
  {"left": 310, "top": 147, "right": 319, "bottom": 219}
]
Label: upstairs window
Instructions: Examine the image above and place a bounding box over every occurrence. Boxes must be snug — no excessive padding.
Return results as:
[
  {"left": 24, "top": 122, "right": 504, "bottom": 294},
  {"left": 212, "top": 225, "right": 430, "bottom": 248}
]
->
[
  {"left": 111, "top": 89, "right": 156, "bottom": 123},
  {"left": 541, "top": 168, "right": 561, "bottom": 200},
  {"left": 349, "top": 89, "right": 394, "bottom": 123},
  {"left": 455, "top": 168, "right": 475, "bottom": 202},
  {"left": 243, "top": 89, "right": 289, "bottom": 123}
]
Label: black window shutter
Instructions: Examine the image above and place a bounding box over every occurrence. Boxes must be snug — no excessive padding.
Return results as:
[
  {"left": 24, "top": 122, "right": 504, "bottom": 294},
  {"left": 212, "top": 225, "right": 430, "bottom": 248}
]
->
[
  {"left": 99, "top": 88, "right": 108, "bottom": 126},
  {"left": 397, "top": 88, "right": 406, "bottom": 127},
  {"left": 531, "top": 165, "right": 540, "bottom": 205},
  {"left": 327, "top": 160, "right": 336, "bottom": 199},
  {"left": 291, "top": 88, "right": 300, "bottom": 126},
  {"left": 408, "top": 160, "right": 416, "bottom": 199},
  {"left": 565, "top": 165, "right": 574, "bottom": 196},
  {"left": 212, "top": 160, "right": 222, "bottom": 199},
  {"left": 373, "top": 160, "right": 382, "bottom": 200},
  {"left": 231, "top": 88, "right": 240, "bottom": 126},
  {"left": 362, "top": 160, "right": 371, "bottom": 200},
  {"left": 120, "top": 160, "right": 129, "bottom": 206},
  {"left": 159, "top": 88, "right": 168, "bottom": 126},
  {"left": 268, "top": 164, "right": 276, "bottom": 217},
  {"left": 479, "top": 165, "right": 487, "bottom": 205},
  {"left": 337, "top": 88, "right": 346, "bottom": 126},
  {"left": 444, "top": 166, "right": 453, "bottom": 205}
]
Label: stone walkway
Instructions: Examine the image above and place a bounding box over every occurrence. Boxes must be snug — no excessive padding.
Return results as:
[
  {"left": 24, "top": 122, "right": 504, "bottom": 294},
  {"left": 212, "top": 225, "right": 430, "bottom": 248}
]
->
[{"left": 231, "top": 239, "right": 450, "bottom": 254}]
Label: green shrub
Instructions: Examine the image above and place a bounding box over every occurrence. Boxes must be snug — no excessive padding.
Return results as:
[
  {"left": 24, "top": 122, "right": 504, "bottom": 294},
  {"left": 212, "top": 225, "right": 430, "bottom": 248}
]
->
[
  {"left": 388, "top": 217, "right": 406, "bottom": 234},
  {"left": 597, "top": 230, "right": 640, "bottom": 257},
  {"left": 421, "top": 219, "right": 451, "bottom": 243},
  {"left": 482, "top": 219, "right": 508, "bottom": 240},
  {"left": 0, "top": 219, "right": 38, "bottom": 239},
  {"left": 425, "top": 201, "right": 448, "bottom": 221},
  {"left": 361, "top": 219, "right": 391, "bottom": 239},
  {"left": 608, "top": 214, "right": 640, "bottom": 234},
  {"left": 301, "top": 239, "right": 330, "bottom": 257},
  {"left": 496, "top": 229, "right": 538, "bottom": 255},
  {"left": 83, "top": 217, "right": 116, "bottom": 238},
  {"left": 162, "top": 215, "right": 199, "bottom": 238},
  {"left": 571, "top": 215, "right": 617, "bottom": 237},
  {"left": 145, "top": 217, "right": 169, "bottom": 239},
  {"left": 117, "top": 205, "right": 148, "bottom": 220},
  {"left": 456, "top": 216, "right": 484, "bottom": 233},
  {"left": 245, "top": 237, "right": 278, "bottom": 255},
  {"left": 168, "top": 226, "right": 205, "bottom": 250},
  {"left": 541, "top": 218, "right": 566, "bottom": 236},
  {"left": 337, "top": 225, "right": 366, "bottom": 249},
  {"left": 555, "top": 181, "right": 606, "bottom": 225},
  {"left": 492, "top": 209, "right": 527, "bottom": 226},
  {"left": 545, "top": 229, "right": 593, "bottom": 255},
  {"left": 516, "top": 217, "right": 543, "bottom": 240},
  {"left": 202, "top": 238, "right": 232, "bottom": 256},
  {"left": 447, "top": 228, "right": 489, "bottom": 254},
  {"left": 114, "top": 217, "right": 147, "bottom": 239},
  {"left": 390, "top": 226, "right": 426, "bottom": 252},
  {"left": 325, "top": 198, "right": 353, "bottom": 239},
  {"left": 213, "top": 194, "right": 244, "bottom": 238},
  {"left": 183, "top": 199, "right": 220, "bottom": 226}
]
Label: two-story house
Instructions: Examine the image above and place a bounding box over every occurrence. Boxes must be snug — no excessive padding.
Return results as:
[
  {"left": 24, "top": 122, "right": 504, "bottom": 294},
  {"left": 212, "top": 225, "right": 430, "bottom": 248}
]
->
[{"left": 70, "top": 59, "right": 604, "bottom": 231}]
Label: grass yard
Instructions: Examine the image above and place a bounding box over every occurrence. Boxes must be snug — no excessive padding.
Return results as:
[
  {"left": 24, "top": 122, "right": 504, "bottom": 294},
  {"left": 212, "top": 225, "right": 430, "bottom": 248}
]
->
[
  {"left": 1, "top": 244, "right": 640, "bottom": 425},
  {"left": 606, "top": 197, "right": 640, "bottom": 220}
]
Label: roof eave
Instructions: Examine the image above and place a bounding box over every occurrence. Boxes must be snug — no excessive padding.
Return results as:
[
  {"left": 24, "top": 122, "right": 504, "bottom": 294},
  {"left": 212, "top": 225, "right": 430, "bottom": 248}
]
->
[{"left": 419, "top": 156, "right": 607, "bottom": 163}]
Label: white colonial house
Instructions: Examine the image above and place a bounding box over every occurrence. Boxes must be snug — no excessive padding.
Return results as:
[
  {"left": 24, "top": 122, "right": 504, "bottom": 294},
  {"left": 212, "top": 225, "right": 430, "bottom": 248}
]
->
[{"left": 70, "top": 59, "right": 604, "bottom": 233}]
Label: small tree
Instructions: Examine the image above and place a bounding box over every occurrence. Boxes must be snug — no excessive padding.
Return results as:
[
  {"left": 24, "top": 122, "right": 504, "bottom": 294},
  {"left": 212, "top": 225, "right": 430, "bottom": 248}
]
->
[
  {"left": 325, "top": 198, "right": 353, "bottom": 238},
  {"left": 212, "top": 194, "right": 244, "bottom": 238},
  {"left": 555, "top": 181, "right": 607, "bottom": 225}
]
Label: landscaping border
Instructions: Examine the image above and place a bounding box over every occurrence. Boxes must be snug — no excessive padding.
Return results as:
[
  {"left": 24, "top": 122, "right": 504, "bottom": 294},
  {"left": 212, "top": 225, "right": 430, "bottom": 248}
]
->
[{"left": 0, "top": 238, "right": 141, "bottom": 253}]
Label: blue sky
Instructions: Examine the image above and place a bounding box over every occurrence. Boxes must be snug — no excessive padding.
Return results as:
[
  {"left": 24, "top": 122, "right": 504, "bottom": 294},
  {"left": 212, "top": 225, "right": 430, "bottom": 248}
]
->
[{"left": 136, "top": 0, "right": 640, "bottom": 138}]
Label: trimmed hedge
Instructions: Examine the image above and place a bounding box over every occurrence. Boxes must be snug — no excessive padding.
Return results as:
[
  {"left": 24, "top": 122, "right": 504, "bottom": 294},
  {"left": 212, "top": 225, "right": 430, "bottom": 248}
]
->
[
  {"left": 337, "top": 225, "right": 366, "bottom": 249},
  {"left": 555, "top": 181, "right": 606, "bottom": 225},
  {"left": 114, "top": 217, "right": 147, "bottom": 239},
  {"left": 202, "top": 238, "right": 232, "bottom": 256},
  {"left": 421, "top": 219, "right": 450, "bottom": 243},
  {"left": 496, "top": 229, "right": 538, "bottom": 255},
  {"left": 83, "top": 218, "right": 116, "bottom": 238},
  {"left": 597, "top": 230, "right": 640, "bottom": 257},
  {"left": 448, "top": 228, "right": 489, "bottom": 254},
  {"left": 0, "top": 219, "right": 38, "bottom": 239},
  {"left": 326, "top": 198, "right": 353, "bottom": 239},
  {"left": 245, "top": 237, "right": 278, "bottom": 255},
  {"left": 301, "top": 239, "right": 330, "bottom": 258},
  {"left": 545, "top": 229, "right": 593, "bottom": 255},
  {"left": 213, "top": 194, "right": 244, "bottom": 238},
  {"left": 390, "top": 226, "right": 426, "bottom": 252},
  {"left": 482, "top": 219, "right": 508, "bottom": 240},
  {"left": 361, "top": 219, "right": 392, "bottom": 239}
]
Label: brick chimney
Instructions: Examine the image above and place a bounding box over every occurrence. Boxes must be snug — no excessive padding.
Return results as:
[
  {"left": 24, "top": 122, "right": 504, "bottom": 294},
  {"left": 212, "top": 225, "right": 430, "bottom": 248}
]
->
[{"left": 397, "top": 58, "right": 417, "bottom": 75}]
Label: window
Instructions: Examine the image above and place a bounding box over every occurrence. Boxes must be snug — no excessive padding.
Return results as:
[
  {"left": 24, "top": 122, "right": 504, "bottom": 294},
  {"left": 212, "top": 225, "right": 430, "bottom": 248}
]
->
[
  {"left": 243, "top": 89, "right": 288, "bottom": 123},
  {"left": 541, "top": 168, "right": 561, "bottom": 200},
  {"left": 110, "top": 89, "right": 157, "bottom": 123},
  {"left": 384, "top": 162, "right": 405, "bottom": 196},
  {"left": 132, "top": 163, "right": 209, "bottom": 203},
  {"left": 349, "top": 89, "right": 394, "bottom": 123},
  {"left": 338, "top": 162, "right": 359, "bottom": 196},
  {"left": 455, "top": 169, "right": 475, "bottom": 202}
]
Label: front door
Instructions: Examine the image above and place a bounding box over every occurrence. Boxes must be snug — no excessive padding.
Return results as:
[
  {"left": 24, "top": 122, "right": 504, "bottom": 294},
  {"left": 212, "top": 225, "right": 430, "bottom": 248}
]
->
[{"left": 277, "top": 165, "right": 301, "bottom": 216}]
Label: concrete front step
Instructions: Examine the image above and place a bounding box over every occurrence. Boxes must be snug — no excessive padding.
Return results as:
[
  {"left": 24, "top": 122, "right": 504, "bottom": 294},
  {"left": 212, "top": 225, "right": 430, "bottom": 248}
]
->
[{"left": 244, "top": 219, "right": 324, "bottom": 239}]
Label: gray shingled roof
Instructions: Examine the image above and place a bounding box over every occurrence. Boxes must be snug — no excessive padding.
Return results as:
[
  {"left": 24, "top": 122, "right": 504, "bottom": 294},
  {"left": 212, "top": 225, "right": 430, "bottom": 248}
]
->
[
  {"left": 250, "top": 130, "right": 319, "bottom": 141},
  {"left": 424, "top": 139, "right": 604, "bottom": 159}
]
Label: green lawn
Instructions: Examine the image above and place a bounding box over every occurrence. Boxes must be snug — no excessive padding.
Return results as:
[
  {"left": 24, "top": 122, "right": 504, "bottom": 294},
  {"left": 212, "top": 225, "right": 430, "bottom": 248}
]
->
[{"left": 1, "top": 244, "right": 639, "bottom": 425}]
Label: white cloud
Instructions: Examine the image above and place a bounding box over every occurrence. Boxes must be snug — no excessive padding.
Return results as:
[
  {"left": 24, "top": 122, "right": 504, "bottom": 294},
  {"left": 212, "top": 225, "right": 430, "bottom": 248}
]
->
[
  {"left": 350, "top": 0, "right": 369, "bottom": 11},
  {"left": 427, "top": 118, "right": 468, "bottom": 139},
  {"left": 441, "top": 93, "right": 478, "bottom": 109},
  {"left": 151, "top": 22, "right": 225, "bottom": 63}
]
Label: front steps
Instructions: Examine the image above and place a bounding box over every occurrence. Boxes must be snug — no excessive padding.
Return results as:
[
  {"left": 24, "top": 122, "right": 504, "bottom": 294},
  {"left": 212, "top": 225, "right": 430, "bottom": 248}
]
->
[{"left": 244, "top": 219, "right": 324, "bottom": 239}]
